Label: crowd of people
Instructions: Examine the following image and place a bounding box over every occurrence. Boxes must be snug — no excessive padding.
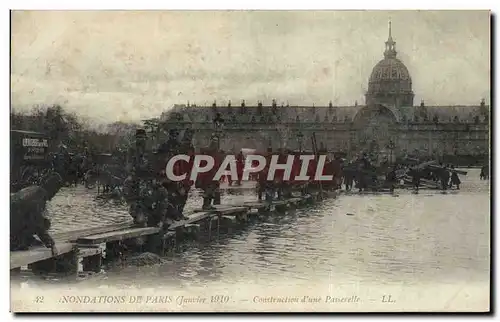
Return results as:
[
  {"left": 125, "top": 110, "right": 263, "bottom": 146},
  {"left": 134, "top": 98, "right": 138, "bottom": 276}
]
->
[
  {"left": 120, "top": 128, "right": 344, "bottom": 234},
  {"left": 338, "top": 155, "right": 472, "bottom": 193},
  {"left": 10, "top": 123, "right": 487, "bottom": 253}
]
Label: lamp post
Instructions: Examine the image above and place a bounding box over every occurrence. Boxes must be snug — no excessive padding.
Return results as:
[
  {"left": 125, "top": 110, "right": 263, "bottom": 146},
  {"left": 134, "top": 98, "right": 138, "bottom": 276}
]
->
[
  {"left": 213, "top": 113, "right": 225, "bottom": 150},
  {"left": 297, "top": 131, "right": 304, "bottom": 152}
]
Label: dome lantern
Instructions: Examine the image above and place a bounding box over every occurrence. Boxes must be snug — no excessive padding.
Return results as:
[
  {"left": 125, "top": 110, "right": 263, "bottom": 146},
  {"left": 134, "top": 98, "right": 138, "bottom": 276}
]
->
[{"left": 384, "top": 20, "right": 397, "bottom": 59}]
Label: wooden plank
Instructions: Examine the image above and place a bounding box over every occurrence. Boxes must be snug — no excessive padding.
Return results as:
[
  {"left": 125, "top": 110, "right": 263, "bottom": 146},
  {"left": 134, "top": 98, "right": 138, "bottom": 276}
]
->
[
  {"left": 242, "top": 201, "right": 268, "bottom": 209},
  {"left": 53, "top": 222, "right": 135, "bottom": 243},
  {"left": 169, "top": 212, "right": 211, "bottom": 230},
  {"left": 77, "top": 227, "right": 160, "bottom": 245},
  {"left": 221, "top": 215, "right": 237, "bottom": 222},
  {"left": 214, "top": 206, "right": 248, "bottom": 215},
  {"left": 77, "top": 247, "right": 103, "bottom": 258},
  {"left": 10, "top": 243, "right": 74, "bottom": 269},
  {"left": 194, "top": 206, "right": 248, "bottom": 214}
]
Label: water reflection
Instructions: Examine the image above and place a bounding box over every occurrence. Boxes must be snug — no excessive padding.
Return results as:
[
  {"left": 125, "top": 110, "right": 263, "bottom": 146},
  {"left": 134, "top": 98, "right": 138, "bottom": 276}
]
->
[{"left": 33, "top": 169, "right": 489, "bottom": 288}]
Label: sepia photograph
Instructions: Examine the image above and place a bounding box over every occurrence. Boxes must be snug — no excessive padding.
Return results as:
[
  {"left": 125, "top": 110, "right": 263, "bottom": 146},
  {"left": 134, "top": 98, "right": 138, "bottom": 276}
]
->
[{"left": 9, "top": 9, "right": 491, "bottom": 313}]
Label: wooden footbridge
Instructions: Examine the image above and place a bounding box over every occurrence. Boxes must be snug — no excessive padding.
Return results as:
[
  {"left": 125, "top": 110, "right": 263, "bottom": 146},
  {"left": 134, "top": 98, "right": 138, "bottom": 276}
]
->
[{"left": 10, "top": 191, "right": 330, "bottom": 277}]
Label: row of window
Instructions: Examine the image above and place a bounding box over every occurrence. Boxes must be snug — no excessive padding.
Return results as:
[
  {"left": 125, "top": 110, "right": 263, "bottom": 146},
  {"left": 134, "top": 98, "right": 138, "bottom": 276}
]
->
[
  {"left": 194, "top": 114, "right": 489, "bottom": 124},
  {"left": 401, "top": 114, "right": 488, "bottom": 124},
  {"left": 170, "top": 110, "right": 489, "bottom": 125}
]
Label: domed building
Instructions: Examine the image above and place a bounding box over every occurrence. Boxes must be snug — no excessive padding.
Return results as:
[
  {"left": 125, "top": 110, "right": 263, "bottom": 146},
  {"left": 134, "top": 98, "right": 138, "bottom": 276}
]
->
[
  {"left": 158, "top": 23, "right": 489, "bottom": 165},
  {"left": 365, "top": 22, "right": 414, "bottom": 107}
]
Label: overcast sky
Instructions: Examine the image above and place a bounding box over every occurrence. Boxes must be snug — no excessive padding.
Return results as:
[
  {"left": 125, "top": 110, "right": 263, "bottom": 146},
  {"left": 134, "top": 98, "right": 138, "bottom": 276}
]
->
[{"left": 11, "top": 10, "right": 490, "bottom": 124}]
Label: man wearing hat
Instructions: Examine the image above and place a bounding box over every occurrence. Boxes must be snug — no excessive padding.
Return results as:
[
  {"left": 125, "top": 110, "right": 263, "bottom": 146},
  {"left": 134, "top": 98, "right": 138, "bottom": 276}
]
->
[
  {"left": 126, "top": 129, "right": 149, "bottom": 173},
  {"left": 124, "top": 128, "right": 157, "bottom": 226},
  {"left": 156, "top": 127, "right": 190, "bottom": 221},
  {"left": 157, "top": 129, "right": 181, "bottom": 156}
]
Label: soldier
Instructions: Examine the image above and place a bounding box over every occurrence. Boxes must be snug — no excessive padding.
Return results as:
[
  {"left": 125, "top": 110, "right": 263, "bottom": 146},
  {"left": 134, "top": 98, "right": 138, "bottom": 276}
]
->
[
  {"left": 10, "top": 172, "right": 63, "bottom": 253},
  {"left": 126, "top": 129, "right": 150, "bottom": 174},
  {"left": 123, "top": 173, "right": 143, "bottom": 225},
  {"left": 157, "top": 129, "right": 181, "bottom": 157},
  {"left": 124, "top": 129, "right": 154, "bottom": 226},
  {"left": 440, "top": 166, "right": 450, "bottom": 191},
  {"left": 156, "top": 128, "right": 188, "bottom": 218},
  {"left": 54, "top": 143, "right": 71, "bottom": 184},
  {"left": 449, "top": 166, "right": 461, "bottom": 189}
]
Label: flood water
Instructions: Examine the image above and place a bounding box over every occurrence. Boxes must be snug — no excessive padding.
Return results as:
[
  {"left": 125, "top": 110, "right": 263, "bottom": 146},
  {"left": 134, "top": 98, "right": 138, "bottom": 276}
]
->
[
  {"left": 12, "top": 169, "right": 490, "bottom": 311},
  {"left": 102, "top": 185, "right": 490, "bottom": 289}
]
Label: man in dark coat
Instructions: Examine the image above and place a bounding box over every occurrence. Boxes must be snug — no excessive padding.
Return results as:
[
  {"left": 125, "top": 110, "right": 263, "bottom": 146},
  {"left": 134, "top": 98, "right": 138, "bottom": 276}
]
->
[
  {"left": 157, "top": 128, "right": 194, "bottom": 220},
  {"left": 449, "top": 166, "right": 461, "bottom": 189},
  {"left": 157, "top": 129, "right": 181, "bottom": 157},
  {"left": 125, "top": 129, "right": 155, "bottom": 226},
  {"left": 439, "top": 167, "right": 450, "bottom": 191},
  {"left": 10, "top": 172, "right": 62, "bottom": 253}
]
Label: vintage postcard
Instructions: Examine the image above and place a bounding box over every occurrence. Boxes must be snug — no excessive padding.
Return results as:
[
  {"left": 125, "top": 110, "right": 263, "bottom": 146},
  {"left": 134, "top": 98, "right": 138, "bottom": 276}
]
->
[{"left": 10, "top": 10, "right": 491, "bottom": 312}]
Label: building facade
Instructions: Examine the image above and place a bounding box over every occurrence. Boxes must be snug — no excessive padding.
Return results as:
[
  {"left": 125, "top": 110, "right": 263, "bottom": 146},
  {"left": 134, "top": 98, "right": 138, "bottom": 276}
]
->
[{"left": 159, "top": 25, "right": 490, "bottom": 164}]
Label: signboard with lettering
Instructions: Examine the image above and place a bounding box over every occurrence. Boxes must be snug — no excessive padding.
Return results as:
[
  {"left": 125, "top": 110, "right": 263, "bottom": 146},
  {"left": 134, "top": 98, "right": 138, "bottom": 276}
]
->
[{"left": 11, "top": 130, "right": 50, "bottom": 163}]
